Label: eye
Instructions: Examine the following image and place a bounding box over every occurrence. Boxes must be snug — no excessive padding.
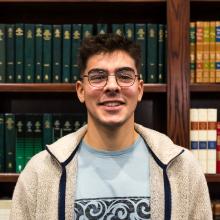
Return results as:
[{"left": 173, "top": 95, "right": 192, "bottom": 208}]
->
[
  {"left": 117, "top": 70, "right": 134, "bottom": 81},
  {"left": 89, "top": 71, "right": 107, "bottom": 82}
]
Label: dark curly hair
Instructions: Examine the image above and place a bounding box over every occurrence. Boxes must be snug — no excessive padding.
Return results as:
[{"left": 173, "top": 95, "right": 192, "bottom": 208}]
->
[{"left": 79, "top": 33, "right": 141, "bottom": 77}]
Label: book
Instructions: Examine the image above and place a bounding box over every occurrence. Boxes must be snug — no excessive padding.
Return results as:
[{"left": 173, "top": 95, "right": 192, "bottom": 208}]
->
[
  {"left": 6, "top": 24, "right": 15, "bottom": 83},
  {"left": 217, "top": 122, "right": 220, "bottom": 174},
  {"left": 0, "top": 114, "right": 4, "bottom": 172},
  {"left": 124, "top": 23, "right": 135, "bottom": 41},
  {"left": 158, "top": 24, "right": 165, "bottom": 83},
  {"left": 52, "top": 24, "right": 62, "bottom": 83},
  {"left": 43, "top": 113, "right": 53, "bottom": 148},
  {"left": 33, "top": 114, "right": 42, "bottom": 154},
  {"left": 35, "top": 24, "right": 43, "bottom": 83},
  {"left": 207, "top": 109, "right": 217, "bottom": 174},
  {"left": 52, "top": 114, "right": 62, "bottom": 141},
  {"left": 62, "top": 24, "right": 71, "bottom": 83},
  {"left": 82, "top": 24, "right": 93, "bottom": 39},
  {"left": 24, "top": 24, "right": 35, "bottom": 83},
  {"left": 0, "top": 24, "right": 6, "bottom": 83},
  {"left": 0, "top": 200, "right": 12, "bottom": 220},
  {"left": 190, "top": 108, "right": 199, "bottom": 160},
  {"left": 15, "top": 23, "right": 24, "bottom": 83},
  {"left": 216, "top": 21, "right": 220, "bottom": 83},
  {"left": 209, "top": 21, "right": 216, "bottom": 83},
  {"left": 190, "top": 22, "right": 196, "bottom": 83},
  {"left": 97, "top": 24, "right": 108, "bottom": 35},
  {"left": 112, "top": 24, "right": 124, "bottom": 36}
]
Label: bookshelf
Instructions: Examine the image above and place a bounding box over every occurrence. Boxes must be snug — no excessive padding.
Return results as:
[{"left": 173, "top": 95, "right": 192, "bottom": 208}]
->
[{"left": 0, "top": 0, "right": 219, "bottom": 203}]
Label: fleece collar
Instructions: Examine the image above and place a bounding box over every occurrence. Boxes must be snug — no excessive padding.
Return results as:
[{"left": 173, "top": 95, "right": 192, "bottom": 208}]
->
[{"left": 46, "top": 123, "right": 184, "bottom": 165}]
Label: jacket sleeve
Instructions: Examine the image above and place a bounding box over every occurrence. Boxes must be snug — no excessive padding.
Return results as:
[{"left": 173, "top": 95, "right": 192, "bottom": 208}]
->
[
  {"left": 187, "top": 153, "right": 213, "bottom": 220},
  {"left": 10, "top": 161, "right": 37, "bottom": 220}
]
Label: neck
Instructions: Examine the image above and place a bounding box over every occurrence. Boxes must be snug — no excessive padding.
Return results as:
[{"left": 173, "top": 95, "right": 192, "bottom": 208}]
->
[{"left": 84, "top": 120, "right": 138, "bottom": 151}]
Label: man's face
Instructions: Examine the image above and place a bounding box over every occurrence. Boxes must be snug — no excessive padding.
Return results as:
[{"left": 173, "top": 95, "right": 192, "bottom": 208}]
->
[{"left": 76, "top": 50, "right": 144, "bottom": 129}]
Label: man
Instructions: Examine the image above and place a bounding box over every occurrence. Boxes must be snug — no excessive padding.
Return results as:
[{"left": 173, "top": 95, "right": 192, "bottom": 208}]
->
[{"left": 10, "top": 33, "right": 212, "bottom": 220}]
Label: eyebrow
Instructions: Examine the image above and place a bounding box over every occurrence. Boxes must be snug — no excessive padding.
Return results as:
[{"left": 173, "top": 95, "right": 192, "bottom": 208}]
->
[{"left": 88, "top": 67, "right": 135, "bottom": 74}]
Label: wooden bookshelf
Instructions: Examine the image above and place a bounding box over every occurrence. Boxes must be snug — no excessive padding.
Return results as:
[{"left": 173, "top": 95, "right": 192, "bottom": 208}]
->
[{"left": 190, "top": 84, "right": 220, "bottom": 92}]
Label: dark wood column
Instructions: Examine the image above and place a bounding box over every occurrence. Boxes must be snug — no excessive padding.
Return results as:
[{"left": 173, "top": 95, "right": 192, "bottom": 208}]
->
[{"left": 167, "top": 0, "right": 190, "bottom": 148}]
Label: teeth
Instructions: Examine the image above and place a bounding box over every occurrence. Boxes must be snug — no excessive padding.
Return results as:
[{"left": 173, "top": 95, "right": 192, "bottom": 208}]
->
[{"left": 104, "top": 102, "right": 121, "bottom": 107}]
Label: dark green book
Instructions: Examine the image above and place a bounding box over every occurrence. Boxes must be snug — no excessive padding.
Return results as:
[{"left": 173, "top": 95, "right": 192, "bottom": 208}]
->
[
  {"left": 6, "top": 24, "right": 15, "bottom": 83},
  {"left": 52, "top": 114, "right": 62, "bottom": 142},
  {"left": 15, "top": 114, "right": 25, "bottom": 173},
  {"left": 147, "top": 23, "right": 158, "bottom": 83},
  {"left": 124, "top": 23, "right": 135, "bottom": 41},
  {"left": 52, "top": 24, "right": 62, "bottom": 83},
  {"left": 164, "top": 26, "right": 167, "bottom": 82},
  {"left": 62, "top": 24, "right": 71, "bottom": 83},
  {"left": 82, "top": 24, "right": 93, "bottom": 39},
  {"left": 62, "top": 114, "right": 73, "bottom": 137},
  {"left": 15, "top": 24, "right": 24, "bottom": 83},
  {"left": 33, "top": 114, "right": 42, "bottom": 154},
  {"left": 112, "top": 24, "right": 124, "bottom": 36},
  {"left": 43, "top": 113, "right": 53, "bottom": 148},
  {"left": 0, "top": 114, "right": 4, "bottom": 172},
  {"left": 5, "top": 113, "right": 16, "bottom": 172},
  {"left": 24, "top": 24, "right": 35, "bottom": 83},
  {"left": 71, "top": 24, "right": 81, "bottom": 83},
  {"left": 97, "top": 24, "right": 108, "bottom": 35},
  {"left": 158, "top": 24, "right": 165, "bottom": 83},
  {"left": 35, "top": 24, "right": 43, "bottom": 83},
  {"left": 73, "top": 113, "right": 87, "bottom": 131},
  {"left": 43, "top": 25, "right": 52, "bottom": 83},
  {"left": 0, "top": 24, "right": 6, "bottom": 83},
  {"left": 24, "top": 114, "right": 34, "bottom": 166},
  {"left": 135, "top": 24, "right": 146, "bottom": 82}
]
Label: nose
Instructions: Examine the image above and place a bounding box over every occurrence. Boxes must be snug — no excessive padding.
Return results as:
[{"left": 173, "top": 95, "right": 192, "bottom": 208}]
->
[{"left": 104, "top": 74, "right": 120, "bottom": 91}]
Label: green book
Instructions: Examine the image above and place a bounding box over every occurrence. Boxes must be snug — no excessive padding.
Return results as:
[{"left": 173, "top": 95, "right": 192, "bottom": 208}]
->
[
  {"left": 164, "top": 26, "right": 167, "bottom": 82},
  {"left": 82, "top": 24, "right": 93, "bottom": 39},
  {"left": 124, "top": 23, "right": 135, "bottom": 41},
  {"left": 35, "top": 24, "right": 43, "bottom": 83},
  {"left": 135, "top": 24, "right": 146, "bottom": 82},
  {"left": 52, "top": 24, "right": 62, "bottom": 83},
  {"left": 43, "top": 25, "right": 52, "bottom": 83},
  {"left": 15, "top": 24, "right": 24, "bottom": 83},
  {"left": 158, "top": 24, "right": 165, "bottom": 83},
  {"left": 147, "top": 23, "right": 158, "bottom": 83},
  {"left": 112, "top": 24, "right": 124, "bottom": 36},
  {"left": 24, "top": 114, "right": 34, "bottom": 166},
  {"left": 5, "top": 113, "right": 16, "bottom": 172},
  {"left": 15, "top": 114, "right": 25, "bottom": 173},
  {"left": 71, "top": 24, "right": 81, "bottom": 83},
  {"left": 52, "top": 114, "right": 62, "bottom": 141},
  {"left": 62, "top": 24, "right": 71, "bottom": 83},
  {"left": 24, "top": 24, "right": 35, "bottom": 83},
  {"left": 6, "top": 24, "right": 15, "bottom": 83},
  {"left": 73, "top": 113, "right": 87, "bottom": 131},
  {"left": 0, "top": 114, "right": 4, "bottom": 172},
  {"left": 43, "top": 113, "right": 53, "bottom": 148},
  {"left": 62, "top": 114, "right": 73, "bottom": 137},
  {"left": 97, "top": 24, "right": 108, "bottom": 35},
  {"left": 0, "top": 24, "right": 6, "bottom": 83},
  {"left": 33, "top": 114, "right": 42, "bottom": 155}
]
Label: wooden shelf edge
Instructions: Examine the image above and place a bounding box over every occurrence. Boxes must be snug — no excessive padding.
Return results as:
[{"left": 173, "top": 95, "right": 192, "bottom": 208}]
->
[
  {"left": 0, "top": 173, "right": 19, "bottom": 182},
  {"left": 190, "top": 83, "right": 220, "bottom": 92},
  {"left": 205, "top": 174, "right": 220, "bottom": 183},
  {"left": 0, "top": 83, "right": 167, "bottom": 93}
]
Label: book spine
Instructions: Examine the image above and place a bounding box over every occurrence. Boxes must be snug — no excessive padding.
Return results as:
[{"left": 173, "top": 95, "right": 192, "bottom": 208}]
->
[
  {"left": 43, "top": 113, "right": 53, "bottom": 148},
  {"left": 147, "top": 23, "right": 158, "bottom": 83},
  {"left": 62, "top": 24, "right": 71, "bottom": 83},
  {"left": 15, "top": 24, "right": 24, "bottom": 83},
  {"left": 35, "top": 24, "right": 43, "bottom": 83},
  {"left": 82, "top": 24, "right": 93, "bottom": 39},
  {"left": 97, "top": 24, "right": 108, "bottom": 35},
  {"left": 15, "top": 114, "right": 25, "bottom": 173},
  {"left": 124, "top": 23, "right": 135, "bottom": 41},
  {"left": 209, "top": 21, "right": 216, "bottom": 83},
  {"left": 190, "top": 108, "right": 199, "bottom": 160},
  {"left": 216, "top": 21, "right": 220, "bottom": 83},
  {"left": 164, "top": 26, "right": 167, "bottom": 83},
  {"left": 135, "top": 24, "right": 146, "bottom": 82},
  {"left": 190, "top": 22, "right": 196, "bottom": 83},
  {"left": 203, "top": 21, "right": 210, "bottom": 83},
  {"left": 52, "top": 24, "right": 62, "bottom": 83},
  {"left": 217, "top": 122, "right": 220, "bottom": 174},
  {"left": 33, "top": 114, "right": 42, "bottom": 154},
  {"left": 196, "top": 21, "right": 204, "bottom": 83},
  {"left": 0, "top": 24, "right": 6, "bottom": 83},
  {"left": 43, "top": 25, "right": 52, "bottom": 83},
  {"left": 207, "top": 108, "right": 217, "bottom": 174},
  {"left": 112, "top": 24, "right": 124, "bottom": 36},
  {"left": 24, "top": 24, "right": 35, "bottom": 83},
  {"left": 5, "top": 113, "right": 16, "bottom": 172},
  {"left": 0, "top": 114, "right": 4, "bottom": 172},
  {"left": 198, "top": 108, "right": 208, "bottom": 173},
  {"left": 71, "top": 24, "right": 81, "bottom": 83},
  {"left": 62, "top": 114, "right": 73, "bottom": 136},
  {"left": 6, "top": 24, "right": 15, "bottom": 83},
  {"left": 52, "top": 114, "right": 62, "bottom": 141}
]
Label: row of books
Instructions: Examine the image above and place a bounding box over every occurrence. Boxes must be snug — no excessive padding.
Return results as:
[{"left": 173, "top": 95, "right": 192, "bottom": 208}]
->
[
  {"left": 190, "top": 21, "right": 220, "bottom": 83},
  {"left": 190, "top": 108, "right": 220, "bottom": 174},
  {"left": 0, "top": 23, "right": 167, "bottom": 84},
  {"left": 212, "top": 200, "right": 220, "bottom": 220},
  {"left": 0, "top": 113, "right": 86, "bottom": 173}
]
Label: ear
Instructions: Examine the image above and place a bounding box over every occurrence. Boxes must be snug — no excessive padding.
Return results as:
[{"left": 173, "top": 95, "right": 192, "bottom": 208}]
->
[
  {"left": 76, "top": 80, "right": 85, "bottom": 103},
  {"left": 137, "top": 79, "right": 144, "bottom": 102}
]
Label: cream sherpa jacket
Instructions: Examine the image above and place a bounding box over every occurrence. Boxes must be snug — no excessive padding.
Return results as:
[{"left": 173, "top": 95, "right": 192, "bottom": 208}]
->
[{"left": 10, "top": 124, "right": 212, "bottom": 220}]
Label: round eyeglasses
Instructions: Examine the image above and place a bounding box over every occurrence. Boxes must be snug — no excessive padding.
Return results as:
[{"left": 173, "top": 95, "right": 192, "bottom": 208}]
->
[{"left": 83, "top": 68, "right": 140, "bottom": 88}]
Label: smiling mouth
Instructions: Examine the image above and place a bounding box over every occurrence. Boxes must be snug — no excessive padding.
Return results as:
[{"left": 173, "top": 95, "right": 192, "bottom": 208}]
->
[{"left": 99, "top": 101, "right": 125, "bottom": 107}]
